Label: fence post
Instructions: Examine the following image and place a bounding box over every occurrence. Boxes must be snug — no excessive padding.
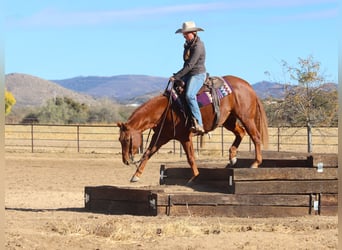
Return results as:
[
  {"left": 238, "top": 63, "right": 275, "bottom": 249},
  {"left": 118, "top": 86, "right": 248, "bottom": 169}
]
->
[
  {"left": 221, "top": 126, "right": 224, "bottom": 157},
  {"left": 307, "top": 123, "right": 312, "bottom": 153},
  {"left": 31, "top": 124, "right": 34, "bottom": 153},
  {"left": 77, "top": 125, "right": 80, "bottom": 153},
  {"left": 277, "top": 127, "right": 280, "bottom": 152},
  {"left": 179, "top": 143, "right": 182, "bottom": 158}
]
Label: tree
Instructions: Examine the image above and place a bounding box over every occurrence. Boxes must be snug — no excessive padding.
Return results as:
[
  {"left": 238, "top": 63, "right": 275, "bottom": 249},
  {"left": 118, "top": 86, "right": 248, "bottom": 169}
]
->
[
  {"left": 87, "top": 99, "right": 122, "bottom": 124},
  {"left": 5, "top": 90, "right": 16, "bottom": 115},
  {"left": 275, "top": 55, "right": 337, "bottom": 152},
  {"left": 19, "top": 96, "right": 133, "bottom": 125},
  {"left": 21, "top": 113, "right": 39, "bottom": 124},
  {"left": 32, "top": 96, "right": 89, "bottom": 124}
]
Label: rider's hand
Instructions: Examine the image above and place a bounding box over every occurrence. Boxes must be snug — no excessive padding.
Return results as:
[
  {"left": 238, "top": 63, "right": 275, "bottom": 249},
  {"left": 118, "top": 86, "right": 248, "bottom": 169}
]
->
[{"left": 169, "top": 76, "right": 175, "bottom": 82}]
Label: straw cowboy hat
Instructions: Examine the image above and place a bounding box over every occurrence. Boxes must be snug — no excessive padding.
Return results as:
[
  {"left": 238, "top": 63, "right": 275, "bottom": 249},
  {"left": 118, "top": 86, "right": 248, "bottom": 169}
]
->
[{"left": 175, "top": 21, "right": 204, "bottom": 34}]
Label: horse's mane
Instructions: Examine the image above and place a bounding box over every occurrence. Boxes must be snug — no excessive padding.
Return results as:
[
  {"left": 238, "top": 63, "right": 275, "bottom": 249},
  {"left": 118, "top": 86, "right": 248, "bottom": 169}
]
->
[
  {"left": 126, "top": 94, "right": 168, "bottom": 130},
  {"left": 129, "top": 95, "right": 165, "bottom": 117}
]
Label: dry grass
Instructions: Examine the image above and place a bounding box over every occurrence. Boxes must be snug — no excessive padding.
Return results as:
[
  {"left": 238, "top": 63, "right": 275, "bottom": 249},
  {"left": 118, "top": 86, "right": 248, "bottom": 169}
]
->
[{"left": 42, "top": 215, "right": 338, "bottom": 244}]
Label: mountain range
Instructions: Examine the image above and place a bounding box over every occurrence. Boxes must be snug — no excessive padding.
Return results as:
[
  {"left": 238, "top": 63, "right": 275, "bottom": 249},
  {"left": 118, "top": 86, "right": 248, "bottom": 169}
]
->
[
  {"left": 52, "top": 75, "right": 167, "bottom": 102},
  {"left": 5, "top": 73, "right": 98, "bottom": 108},
  {"left": 5, "top": 73, "right": 337, "bottom": 108}
]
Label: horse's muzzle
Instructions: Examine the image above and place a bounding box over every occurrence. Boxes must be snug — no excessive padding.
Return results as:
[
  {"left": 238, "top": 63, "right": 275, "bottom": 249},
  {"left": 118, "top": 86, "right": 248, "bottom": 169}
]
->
[{"left": 122, "top": 155, "right": 130, "bottom": 165}]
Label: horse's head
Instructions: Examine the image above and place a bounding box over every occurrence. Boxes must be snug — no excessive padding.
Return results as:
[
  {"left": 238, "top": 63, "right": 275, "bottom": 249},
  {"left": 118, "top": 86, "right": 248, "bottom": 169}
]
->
[{"left": 117, "top": 122, "right": 142, "bottom": 165}]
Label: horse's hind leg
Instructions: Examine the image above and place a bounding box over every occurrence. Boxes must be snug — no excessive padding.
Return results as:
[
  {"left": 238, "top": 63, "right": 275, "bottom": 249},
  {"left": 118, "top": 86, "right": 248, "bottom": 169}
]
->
[
  {"left": 223, "top": 115, "right": 246, "bottom": 167},
  {"left": 180, "top": 137, "right": 200, "bottom": 184},
  {"left": 240, "top": 118, "right": 262, "bottom": 168}
]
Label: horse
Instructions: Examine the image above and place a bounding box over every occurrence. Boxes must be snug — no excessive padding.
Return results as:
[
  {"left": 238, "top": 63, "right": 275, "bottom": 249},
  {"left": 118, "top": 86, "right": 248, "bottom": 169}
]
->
[{"left": 117, "top": 75, "right": 268, "bottom": 183}]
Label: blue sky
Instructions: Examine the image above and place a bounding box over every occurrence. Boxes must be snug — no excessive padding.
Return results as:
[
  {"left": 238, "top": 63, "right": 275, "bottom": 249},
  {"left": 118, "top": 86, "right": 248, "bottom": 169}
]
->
[{"left": 4, "top": 0, "right": 338, "bottom": 84}]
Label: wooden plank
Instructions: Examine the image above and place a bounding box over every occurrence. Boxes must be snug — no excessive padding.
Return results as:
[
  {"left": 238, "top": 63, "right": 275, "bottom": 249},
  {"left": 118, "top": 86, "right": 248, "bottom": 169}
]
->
[
  {"left": 232, "top": 168, "right": 338, "bottom": 181},
  {"left": 161, "top": 178, "right": 190, "bottom": 186},
  {"left": 163, "top": 154, "right": 337, "bottom": 169},
  {"left": 164, "top": 163, "right": 229, "bottom": 169},
  {"left": 157, "top": 205, "right": 310, "bottom": 217},
  {"left": 308, "top": 194, "right": 338, "bottom": 216},
  {"left": 252, "top": 158, "right": 311, "bottom": 168},
  {"left": 161, "top": 179, "right": 230, "bottom": 193},
  {"left": 85, "top": 186, "right": 155, "bottom": 201},
  {"left": 320, "top": 194, "right": 338, "bottom": 206},
  {"left": 84, "top": 186, "right": 158, "bottom": 216},
  {"left": 230, "top": 180, "right": 338, "bottom": 194},
  {"left": 311, "top": 153, "right": 338, "bottom": 167},
  {"left": 164, "top": 157, "right": 312, "bottom": 169},
  {"left": 161, "top": 167, "right": 337, "bottom": 187},
  {"left": 161, "top": 167, "right": 233, "bottom": 191},
  {"left": 320, "top": 206, "right": 338, "bottom": 216},
  {"left": 87, "top": 199, "right": 157, "bottom": 215},
  {"left": 163, "top": 167, "right": 232, "bottom": 180},
  {"left": 157, "top": 193, "right": 310, "bottom": 206}
]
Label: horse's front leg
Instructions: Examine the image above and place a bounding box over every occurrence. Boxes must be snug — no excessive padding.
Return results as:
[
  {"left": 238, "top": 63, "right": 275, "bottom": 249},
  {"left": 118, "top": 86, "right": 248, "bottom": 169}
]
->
[
  {"left": 180, "top": 137, "right": 199, "bottom": 184},
  {"left": 130, "top": 137, "right": 168, "bottom": 182},
  {"left": 130, "top": 150, "right": 151, "bottom": 182}
]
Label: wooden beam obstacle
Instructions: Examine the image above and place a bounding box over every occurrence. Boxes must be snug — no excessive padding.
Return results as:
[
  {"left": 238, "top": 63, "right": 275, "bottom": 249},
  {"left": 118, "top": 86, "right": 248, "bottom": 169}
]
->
[{"left": 84, "top": 154, "right": 338, "bottom": 217}]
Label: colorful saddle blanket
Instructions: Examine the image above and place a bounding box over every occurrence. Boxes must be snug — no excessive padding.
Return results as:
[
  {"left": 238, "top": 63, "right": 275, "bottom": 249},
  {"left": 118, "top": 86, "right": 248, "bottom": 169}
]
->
[
  {"left": 197, "top": 77, "right": 232, "bottom": 107},
  {"left": 169, "top": 76, "right": 232, "bottom": 107},
  {"left": 167, "top": 76, "right": 233, "bottom": 129}
]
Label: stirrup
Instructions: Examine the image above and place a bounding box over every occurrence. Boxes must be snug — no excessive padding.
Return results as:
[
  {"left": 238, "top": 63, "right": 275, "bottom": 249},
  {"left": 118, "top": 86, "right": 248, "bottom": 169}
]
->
[{"left": 190, "top": 118, "right": 205, "bottom": 134}]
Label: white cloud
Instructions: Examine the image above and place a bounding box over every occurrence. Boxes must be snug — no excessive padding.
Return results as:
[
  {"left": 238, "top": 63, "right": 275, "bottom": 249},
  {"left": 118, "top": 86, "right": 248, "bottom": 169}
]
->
[{"left": 6, "top": 0, "right": 337, "bottom": 28}]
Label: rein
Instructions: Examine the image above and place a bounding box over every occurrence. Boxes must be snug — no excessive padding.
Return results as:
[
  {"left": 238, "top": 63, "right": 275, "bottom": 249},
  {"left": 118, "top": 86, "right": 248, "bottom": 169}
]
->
[{"left": 132, "top": 81, "right": 175, "bottom": 168}]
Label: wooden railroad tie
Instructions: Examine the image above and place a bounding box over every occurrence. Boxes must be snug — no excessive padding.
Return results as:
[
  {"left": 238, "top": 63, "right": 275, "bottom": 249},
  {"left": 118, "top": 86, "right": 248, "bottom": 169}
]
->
[{"left": 85, "top": 154, "right": 338, "bottom": 217}]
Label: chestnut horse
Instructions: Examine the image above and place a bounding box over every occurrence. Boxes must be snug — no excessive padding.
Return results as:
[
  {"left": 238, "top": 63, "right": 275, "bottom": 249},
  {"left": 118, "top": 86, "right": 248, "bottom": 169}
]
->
[{"left": 117, "top": 75, "right": 268, "bottom": 183}]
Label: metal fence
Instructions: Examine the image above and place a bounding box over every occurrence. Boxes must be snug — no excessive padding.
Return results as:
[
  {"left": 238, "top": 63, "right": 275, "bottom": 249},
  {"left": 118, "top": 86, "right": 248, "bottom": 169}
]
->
[{"left": 4, "top": 124, "right": 338, "bottom": 155}]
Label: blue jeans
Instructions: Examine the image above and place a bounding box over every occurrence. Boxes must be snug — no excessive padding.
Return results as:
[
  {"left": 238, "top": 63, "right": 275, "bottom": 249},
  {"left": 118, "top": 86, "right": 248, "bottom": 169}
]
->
[{"left": 183, "top": 72, "right": 206, "bottom": 126}]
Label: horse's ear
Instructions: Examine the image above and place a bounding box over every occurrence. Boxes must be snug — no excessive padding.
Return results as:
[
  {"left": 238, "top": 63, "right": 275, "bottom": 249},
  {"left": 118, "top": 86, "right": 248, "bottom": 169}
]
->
[{"left": 117, "top": 122, "right": 127, "bottom": 131}]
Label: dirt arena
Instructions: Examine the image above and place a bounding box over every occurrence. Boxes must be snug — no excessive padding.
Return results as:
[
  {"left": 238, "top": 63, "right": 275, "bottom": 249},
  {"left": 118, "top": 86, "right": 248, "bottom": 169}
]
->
[{"left": 5, "top": 152, "right": 338, "bottom": 249}]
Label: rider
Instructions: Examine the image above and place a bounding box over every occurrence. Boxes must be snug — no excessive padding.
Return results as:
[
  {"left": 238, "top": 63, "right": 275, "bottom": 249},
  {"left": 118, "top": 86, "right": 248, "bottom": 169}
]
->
[{"left": 169, "top": 21, "right": 206, "bottom": 134}]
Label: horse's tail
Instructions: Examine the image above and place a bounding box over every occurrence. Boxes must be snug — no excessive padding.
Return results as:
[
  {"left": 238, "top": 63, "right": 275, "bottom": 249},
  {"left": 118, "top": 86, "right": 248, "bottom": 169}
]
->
[{"left": 255, "top": 98, "right": 269, "bottom": 149}]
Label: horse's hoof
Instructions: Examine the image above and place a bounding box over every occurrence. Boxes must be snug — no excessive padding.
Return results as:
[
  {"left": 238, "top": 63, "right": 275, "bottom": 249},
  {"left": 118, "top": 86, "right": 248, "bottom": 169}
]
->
[
  {"left": 186, "top": 175, "right": 199, "bottom": 186},
  {"left": 130, "top": 175, "right": 140, "bottom": 182},
  {"left": 250, "top": 162, "right": 259, "bottom": 168},
  {"left": 226, "top": 157, "right": 237, "bottom": 168}
]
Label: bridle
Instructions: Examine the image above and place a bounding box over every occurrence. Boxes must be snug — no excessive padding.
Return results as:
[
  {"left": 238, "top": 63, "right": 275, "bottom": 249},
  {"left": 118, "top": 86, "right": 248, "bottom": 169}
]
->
[
  {"left": 124, "top": 131, "right": 142, "bottom": 167},
  {"left": 128, "top": 80, "right": 176, "bottom": 168},
  {"left": 128, "top": 134, "right": 135, "bottom": 163}
]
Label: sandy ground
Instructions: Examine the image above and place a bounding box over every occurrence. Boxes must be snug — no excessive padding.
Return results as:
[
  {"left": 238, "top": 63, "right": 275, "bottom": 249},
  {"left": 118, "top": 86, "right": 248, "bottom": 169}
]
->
[{"left": 5, "top": 152, "right": 338, "bottom": 250}]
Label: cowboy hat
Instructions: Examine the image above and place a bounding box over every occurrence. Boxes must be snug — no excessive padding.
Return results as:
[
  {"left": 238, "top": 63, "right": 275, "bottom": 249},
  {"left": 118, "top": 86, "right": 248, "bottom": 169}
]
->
[{"left": 175, "top": 21, "right": 204, "bottom": 34}]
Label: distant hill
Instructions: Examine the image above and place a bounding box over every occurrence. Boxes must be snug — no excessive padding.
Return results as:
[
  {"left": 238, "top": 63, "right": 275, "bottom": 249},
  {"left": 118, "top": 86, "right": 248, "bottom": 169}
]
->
[
  {"left": 52, "top": 75, "right": 289, "bottom": 102},
  {"left": 253, "top": 81, "right": 337, "bottom": 99},
  {"left": 6, "top": 73, "right": 337, "bottom": 108},
  {"left": 52, "top": 75, "right": 167, "bottom": 103},
  {"left": 252, "top": 81, "right": 287, "bottom": 99},
  {"left": 5, "top": 73, "right": 99, "bottom": 108}
]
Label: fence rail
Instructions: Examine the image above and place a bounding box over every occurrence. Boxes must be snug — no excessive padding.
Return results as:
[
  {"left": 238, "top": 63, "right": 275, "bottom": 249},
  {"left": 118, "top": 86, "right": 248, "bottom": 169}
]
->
[{"left": 4, "top": 124, "right": 338, "bottom": 155}]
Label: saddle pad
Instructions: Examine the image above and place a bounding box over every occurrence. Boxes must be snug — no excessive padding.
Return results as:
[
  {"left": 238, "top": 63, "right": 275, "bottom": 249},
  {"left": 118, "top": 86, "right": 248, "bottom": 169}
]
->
[{"left": 197, "top": 79, "right": 232, "bottom": 107}]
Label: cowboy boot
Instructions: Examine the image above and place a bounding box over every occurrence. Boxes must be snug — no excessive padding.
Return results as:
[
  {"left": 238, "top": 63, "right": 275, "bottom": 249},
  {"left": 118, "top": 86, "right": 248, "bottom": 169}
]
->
[{"left": 190, "top": 118, "right": 205, "bottom": 134}]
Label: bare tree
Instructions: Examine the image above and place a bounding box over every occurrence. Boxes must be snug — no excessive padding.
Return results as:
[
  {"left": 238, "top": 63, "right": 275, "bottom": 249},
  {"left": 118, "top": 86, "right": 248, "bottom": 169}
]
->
[{"left": 279, "top": 55, "right": 335, "bottom": 152}]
